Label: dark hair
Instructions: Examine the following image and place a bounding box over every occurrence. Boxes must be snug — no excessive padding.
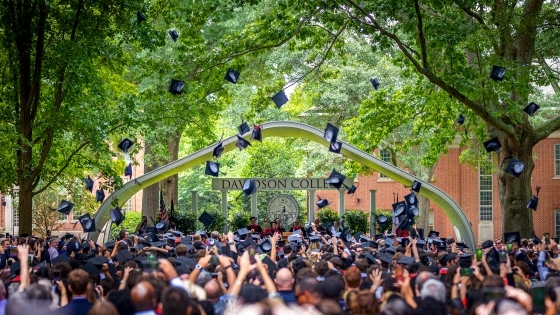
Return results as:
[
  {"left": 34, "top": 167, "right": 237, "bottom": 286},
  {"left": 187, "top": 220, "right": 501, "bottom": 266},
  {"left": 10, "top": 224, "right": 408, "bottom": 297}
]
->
[
  {"left": 239, "top": 284, "right": 267, "bottom": 304},
  {"left": 162, "top": 287, "right": 191, "bottom": 315},
  {"left": 118, "top": 230, "right": 127, "bottom": 240}
]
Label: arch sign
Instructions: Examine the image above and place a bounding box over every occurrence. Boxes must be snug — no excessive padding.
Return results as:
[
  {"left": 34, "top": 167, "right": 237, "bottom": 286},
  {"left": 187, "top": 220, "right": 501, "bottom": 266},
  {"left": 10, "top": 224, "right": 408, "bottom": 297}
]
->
[{"left": 88, "top": 121, "right": 475, "bottom": 248}]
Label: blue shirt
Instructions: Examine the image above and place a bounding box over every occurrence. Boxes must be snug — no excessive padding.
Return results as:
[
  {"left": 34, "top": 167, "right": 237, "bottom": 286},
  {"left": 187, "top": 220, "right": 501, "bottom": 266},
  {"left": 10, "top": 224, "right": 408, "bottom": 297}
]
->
[{"left": 277, "top": 290, "right": 297, "bottom": 304}]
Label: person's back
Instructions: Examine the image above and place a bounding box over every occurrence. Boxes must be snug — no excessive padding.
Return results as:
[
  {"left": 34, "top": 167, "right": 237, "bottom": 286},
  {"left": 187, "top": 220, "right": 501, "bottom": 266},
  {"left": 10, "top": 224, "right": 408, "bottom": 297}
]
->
[{"left": 56, "top": 269, "right": 93, "bottom": 315}]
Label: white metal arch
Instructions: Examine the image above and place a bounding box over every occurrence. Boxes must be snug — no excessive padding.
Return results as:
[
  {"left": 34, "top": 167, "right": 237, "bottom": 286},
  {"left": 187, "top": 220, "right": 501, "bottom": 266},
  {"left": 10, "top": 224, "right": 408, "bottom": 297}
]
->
[{"left": 89, "top": 121, "right": 475, "bottom": 248}]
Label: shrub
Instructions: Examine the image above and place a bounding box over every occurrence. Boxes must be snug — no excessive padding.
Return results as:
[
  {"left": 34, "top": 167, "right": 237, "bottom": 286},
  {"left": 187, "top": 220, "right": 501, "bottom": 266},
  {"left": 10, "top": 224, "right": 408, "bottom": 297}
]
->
[
  {"left": 374, "top": 209, "right": 393, "bottom": 234},
  {"left": 229, "top": 209, "right": 250, "bottom": 231},
  {"left": 175, "top": 211, "right": 196, "bottom": 234},
  {"left": 342, "top": 209, "right": 369, "bottom": 234},
  {"left": 317, "top": 207, "right": 340, "bottom": 227},
  {"left": 110, "top": 211, "right": 142, "bottom": 239}
]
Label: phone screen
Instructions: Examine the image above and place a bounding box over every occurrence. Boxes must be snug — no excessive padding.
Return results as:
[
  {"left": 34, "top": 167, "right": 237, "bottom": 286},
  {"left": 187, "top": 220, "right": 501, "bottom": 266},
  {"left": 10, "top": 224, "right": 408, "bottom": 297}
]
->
[
  {"left": 9, "top": 247, "right": 17, "bottom": 258},
  {"left": 545, "top": 233, "right": 551, "bottom": 244},
  {"left": 531, "top": 285, "right": 546, "bottom": 314},
  {"left": 211, "top": 255, "right": 219, "bottom": 264},
  {"left": 53, "top": 270, "right": 61, "bottom": 283},
  {"left": 475, "top": 249, "right": 482, "bottom": 261},
  {"left": 499, "top": 250, "right": 507, "bottom": 263},
  {"left": 482, "top": 288, "right": 506, "bottom": 302},
  {"left": 460, "top": 267, "right": 473, "bottom": 277}
]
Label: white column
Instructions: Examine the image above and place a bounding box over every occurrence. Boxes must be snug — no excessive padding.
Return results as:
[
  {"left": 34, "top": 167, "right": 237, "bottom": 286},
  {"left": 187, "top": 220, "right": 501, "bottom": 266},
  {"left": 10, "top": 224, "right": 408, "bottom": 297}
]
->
[
  {"left": 338, "top": 188, "right": 345, "bottom": 217},
  {"left": 4, "top": 195, "right": 12, "bottom": 235},
  {"left": 221, "top": 190, "right": 228, "bottom": 233},
  {"left": 251, "top": 193, "right": 258, "bottom": 218},
  {"left": 308, "top": 190, "right": 316, "bottom": 224},
  {"left": 370, "top": 190, "right": 377, "bottom": 237},
  {"left": 191, "top": 191, "right": 198, "bottom": 230}
]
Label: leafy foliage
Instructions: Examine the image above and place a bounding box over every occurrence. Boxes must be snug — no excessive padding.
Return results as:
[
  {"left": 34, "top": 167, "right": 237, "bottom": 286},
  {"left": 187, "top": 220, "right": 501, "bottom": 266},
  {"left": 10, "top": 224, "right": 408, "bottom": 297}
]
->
[
  {"left": 374, "top": 209, "right": 394, "bottom": 234},
  {"left": 342, "top": 210, "right": 369, "bottom": 234},
  {"left": 317, "top": 207, "right": 340, "bottom": 227},
  {"left": 228, "top": 209, "right": 251, "bottom": 231},
  {"left": 175, "top": 211, "right": 197, "bottom": 235},
  {"left": 110, "top": 211, "right": 142, "bottom": 240}
]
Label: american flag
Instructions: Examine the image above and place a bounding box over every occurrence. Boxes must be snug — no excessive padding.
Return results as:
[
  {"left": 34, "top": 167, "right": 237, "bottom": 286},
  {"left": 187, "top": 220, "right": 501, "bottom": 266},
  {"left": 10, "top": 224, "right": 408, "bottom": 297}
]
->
[{"left": 160, "top": 191, "right": 169, "bottom": 221}]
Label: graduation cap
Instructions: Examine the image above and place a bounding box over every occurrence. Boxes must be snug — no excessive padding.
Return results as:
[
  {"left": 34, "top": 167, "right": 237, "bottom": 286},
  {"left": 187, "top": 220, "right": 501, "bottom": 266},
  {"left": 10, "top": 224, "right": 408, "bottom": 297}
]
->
[
  {"left": 57, "top": 200, "right": 74, "bottom": 215},
  {"left": 149, "top": 241, "right": 167, "bottom": 248},
  {"left": 198, "top": 211, "right": 215, "bottom": 229},
  {"left": 51, "top": 254, "right": 70, "bottom": 265},
  {"left": 168, "top": 79, "right": 184, "bottom": 95},
  {"left": 329, "top": 140, "right": 343, "bottom": 154},
  {"left": 504, "top": 231, "right": 520, "bottom": 244},
  {"left": 483, "top": 137, "right": 501, "bottom": 153},
  {"left": 456, "top": 242, "right": 469, "bottom": 250},
  {"left": 481, "top": 240, "right": 494, "bottom": 249},
  {"left": 387, "top": 246, "right": 397, "bottom": 254},
  {"left": 89, "top": 256, "right": 109, "bottom": 266},
  {"left": 527, "top": 195, "right": 538, "bottom": 211},
  {"left": 353, "top": 232, "right": 363, "bottom": 242},
  {"left": 66, "top": 239, "right": 80, "bottom": 253},
  {"left": 176, "top": 257, "right": 198, "bottom": 270},
  {"left": 172, "top": 230, "right": 183, "bottom": 237},
  {"left": 505, "top": 158, "right": 525, "bottom": 178},
  {"left": 33, "top": 260, "right": 47, "bottom": 272},
  {"left": 271, "top": 90, "right": 289, "bottom": 108},
  {"left": 326, "top": 169, "right": 346, "bottom": 189},
  {"left": 309, "top": 236, "right": 321, "bottom": 243},
  {"left": 490, "top": 65, "right": 506, "bottom": 81},
  {"left": 168, "top": 30, "right": 179, "bottom": 42},
  {"left": 347, "top": 184, "right": 358, "bottom": 195},
  {"left": 404, "top": 193, "right": 418, "bottom": 207},
  {"left": 261, "top": 256, "right": 278, "bottom": 273},
  {"left": 456, "top": 114, "right": 465, "bottom": 125},
  {"left": 288, "top": 235, "right": 301, "bottom": 243},
  {"left": 397, "top": 218, "right": 411, "bottom": 230},
  {"left": 105, "top": 241, "right": 116, "bottom": 250},
  {"left": 392, "top": 201, "right": 407, "bottom": 217},
  {"left": 235, "top": 135, "right": 251, "bottom": 150},
  {"left": 323, "top": 123, "right": 339, "bottom": 143},
  {"left": 124, "top": 163, "right": 132, "bottom": 178},
  {"left": 205, "top": 161, "right": 220, "bottom": 177},
  {"left": 224, "top": 68, "right": 240, "bottom": 84},
  {"left": 365, "top": 252, "right": 377, "bottom": 264},
  {"left": 116, "top": 251, "right": 133, "bottom": 264},
  {"left": 397, "top": 256, "right": 415, "bottom": 266},
  {"left": 110, "top": 208, "right": 125, "bottom": 226},
  {"left": 260, "top": 239, "right": 272, "bottom": 252},
  {"left": 428, "top": 230, "right": 440, "bottom": 238},
  {"left": 416, "top": 240, "right": 426, "bottom": 249},
  {"left": 83, "top": 177, "right": 94, "bottom": 193},
  {"left": 370, "top": 78, "right": 380, "bottom": 90},
  {"left": 95, "top": 189, "right": 105, "bottom": 203},
  {"left": 236, "top": 228, "right": 250, "bottom": 238},
  {"left": 411, "top": 180, "right": 422, "bottom": 193},
  {"left": 251, "top": 125, "right": 262, "bottom": 142},
  {"left": 379, "top": 253, "right": 393, "bottom": 264},
  {"left": 238, "top": 121, "right": 250, "bottom": 135},
  {"left": 78, "top": 213, "right": 96, "bottom": 233},
  {"left": 118, "top": 138, "right": 134, "bottom": 153},
  {"left": 316, "top": 198, "right": 330, "bottom": 209},
  {"left": 523, "top": 102, "right": 540, "bottom": 117},
  {"left": 242, "top": 179, "right": 257, "bottom": 197},
  {"left": 377, "top": 215, "right": 388, "bottom": 224},
  {"left": 137, "top": 11, "right": 146, "bottom": 23},
  {"left": 212, "top": 142, "right": 224, "bottom": 159}
]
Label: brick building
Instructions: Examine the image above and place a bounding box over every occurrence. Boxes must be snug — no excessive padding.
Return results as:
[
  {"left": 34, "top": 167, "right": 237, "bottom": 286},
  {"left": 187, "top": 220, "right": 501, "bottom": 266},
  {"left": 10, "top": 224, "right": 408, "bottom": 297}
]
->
[{"left": 317, "top": 132, "right": 560, "bottom": 245}]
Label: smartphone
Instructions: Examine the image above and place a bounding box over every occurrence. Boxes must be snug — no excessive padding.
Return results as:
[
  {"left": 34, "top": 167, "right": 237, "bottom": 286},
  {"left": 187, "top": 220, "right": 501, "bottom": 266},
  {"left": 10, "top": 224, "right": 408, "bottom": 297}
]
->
[
  {"left": 460, "top": 267, "right": 473, "bottom": 277},
  {"left": 499, "top": 250, "right": 507, "bottom": 264},
  {"left": 506, "top": 243, "right": 513, "bottom": 252},
  {"left": 9, "top": 247, "right": 17, "bottom": 259},
  {"left": 381, "top": 270, "right": 390, "bottom": 280},
  {"left": 531, "top": 282, "right": 546, "bottom": 314},
  {"left": 28, "top": 254, "right": 33, "bottom": 265},
  {"left": 53, "top": 269, "right": 61, "bottom": 283},
  {"left": 247, "top": 246, "right": 257, "bottom": 264},
  {"left": 394, "top": 265, "right": 403, "bottom": 281},
  {"left": 482, "top": 287, "right": 506, "bottom": 302},
  {"left": 475, "top": 249, "right": 482, "bottom": 261},
  {"left": 211, "top": 255, "right": 219, "bottom": 264},
  {"left": 545, "top": 233, "right": 551, "bottom": 245},
  {"left": 211, "top": 273, "right": 219, "bottom": 279}
]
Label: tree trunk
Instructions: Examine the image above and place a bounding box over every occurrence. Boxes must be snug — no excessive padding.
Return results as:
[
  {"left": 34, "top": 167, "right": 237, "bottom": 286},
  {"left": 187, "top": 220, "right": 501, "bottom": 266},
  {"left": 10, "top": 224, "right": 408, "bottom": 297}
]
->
[
  {"left": 142, "top": 141, "right": 160, "bottom": 223},
  {"left": 18, "top": 185, "right": 33, "bottom": 235},
  {"left": 498, "top": 133, "right": 535, "bottom": 238},
  {"left": 161, "top": 134, "right": 181, "bottom": 208}
]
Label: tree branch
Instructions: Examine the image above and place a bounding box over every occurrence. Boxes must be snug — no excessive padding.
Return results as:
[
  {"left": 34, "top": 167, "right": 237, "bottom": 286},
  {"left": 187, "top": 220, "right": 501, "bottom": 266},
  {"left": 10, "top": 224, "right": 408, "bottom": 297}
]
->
[
  {"left": 414, "top": 0, "right": 429, "bottom": 70},
  {"left": 535, "top": 116, "right": 560, "bottom": 143},
  {"left": 452, "top": 1, "right": 486, "bottom": 26},
  {"left": 342, "top": 0, "right": 515, "bottom": 136},
  {"left": 535, "top": 51, "right": 560, "bottom": 94}
]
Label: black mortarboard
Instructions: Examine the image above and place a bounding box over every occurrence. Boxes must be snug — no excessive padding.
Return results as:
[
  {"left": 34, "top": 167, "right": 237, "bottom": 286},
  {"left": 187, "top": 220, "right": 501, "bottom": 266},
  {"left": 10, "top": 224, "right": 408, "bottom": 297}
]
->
[
  {"left": 242, "top": 179, "right": 257, "bottom": 197},
  {"left": 504, "top": 231, "right": 521, "bottom": 244},
  {"left": 236, "top": 228, "right": 250, "bottom": 237},
  {"left": 436, "top": 245, "right": 447, "bottom": 253},
  {"left": 196, "top": 231, "right": 207, "bottom": 237},
  {"left": 137, "top": 11, "right": 146, "bottom": 23},
  {"left": 155, "top": 221, "right": 169, "bottom": 232},
  {"left": 242, "top": 238, "right": 258, "bottom": 249},
  {"left": 523, "top": 102, "right": 540, "bottom": 116},
  {"left": 260, "top": 239, "right": 272, "bottom": 252},
  {"left": 149, "top": 241, "right": 167, "bottom": 248},
  {"left": 483, "top": 137, "right": 501, "bottom": 153},
  {"left": 416, "top": 240, "right": 426, "bottom": 249},
  {"left": 481, "top": 240, "right": 493, "bottom": 249},
  {"left": 456, "top": 114, "right": 465, "bottom": 125},
  {"left": 354, "top": 232, "right": 363, "bottom": 241},
  {"left": 80, "top": 242, "right": 90, "bottom": 250},
  {"left": 176, "top": 256, "right": 197, "bottom": 270},
  {"left": 412, "top": 180, "right": 422, "bottom": 193},
  {"left": 95, "top": 189, "right": 105, "bottom": 203},
  {"left": 370, "top": 78, "right": 380, "bottom": 90},
  {"left": 238, "top": 121, "right": 250, "bottom": 135},
  {"left": 505, "top": 158, "right": 525, "bottom": 178},
  {"left": 440, "top": 253, "right": 457, "bottom": 265},
  {"left": 110, "top": 208, "right": 125, "bottom": 226},
  {"left": 404, "top": 192, "right": 418, "bottom": 207},
  {"left": 408, "top": 205, "right": 419, "bottom": 218},
  {"left": 83, "top": 177, "right": 94, "bottom": 192},
  {"left": 67, "top": 239, "right": 80, "bottom": 253},
  {"left": 379, "top": 253, "right": 393, "bottom": 264},
  {"left": 323, "top": 123, "right": 339, "bottom": 143},
  {"left": 397, "top": 256, "right": 415, "bottom": 265},
  {"left": 205, "top": 161, "right": 220, "bottom": 177},
  {"left": 527, "top": 195, "right": 538, "bottom": 211},
  {"left": 198, "top": 211, "right": 214, "bottom": 228},
  {"left": 387, "top": 246, "right": 397, "bottom": 254},
  {"left": 377, "top": 215, "right": 388, "bottom": 224},
  {"left": 316, "top": 198, "right": 330, "bottom": 209},
  {"left": 347, "top": 184, "right": 358, "bottom": 195},
  {"left": 79, "top": 213, "right": 96, "bottom": 233},
  {"left": 225, "top": 68, "right": 240, "bottom": 84},
  {"left": 169, "top": 30, "right": 179, "bottom": 42},
  {"left": 124, "top": 163, "right": 133, "bottom": 178},
  {"left": 309, "top": 236, "right": 321, "bottom": 243},
  {"left": 251, "top": 125, "right": 262, "bottom": 142},
  {"left": 262, "top": 256, "right": 277, "bottom": 273},
  {"left": 168, "top": 79, "right": 184, "bottom": 94},
  {"left": 428, "top": 230, "right": 440, "bottom": 238},
  {"left": 329, "top": 141, "right": 342, "bottom": 154},
  {"left": 10, "top": 261, "right": 20, "bottom": 275},
  {"left": 326, "top": 169, "right": 346, "bottom": 189},
  {"left": 456, "top": 242, "right": 469, "bottom": 250},
  {"left": 251, "top": 234, "right": 261, "bottom": 240},
  {"left": 105, "top": 241, "right": 115, "bottom": 249},
  {"left": 172, "top": 230, "right": 183, "bottom": 236},
  {"left": 271, "top": 90, "right": 289, "bottom": 108},
  {"left": 51, "top": 254, "right": 70, "bottom": 265},
  {"left": 490, "top": 65, "right": 506, "bottom": 81},
  {"left": 213, "top": 142, "right": 224, "bottom": 159},
  {"left": 235, "top": 135, "right": 251, "bottom": 150},
  {"left": 57, "top": 200, "right": 74, "bottom": 215},
  {"left": 88, "top": 256, "right": 109, "bottom": 266},
  {"left": 118, "top": 138, "right": 134, "bottom": 153},
  {"left": 392, "top": 201, "right": 407, "bottom": 217},
  {"left": 116, "top": 251, "right": 133, "bottom": 264},
  {"left": 459, "top": 253, "right": 473, "bottom": 261},
  {"left": 82, "top": 262, "right": 100, "bottom": 276},
  {"left": 365, "top": 252, "right": 377, "bottom": 264}
]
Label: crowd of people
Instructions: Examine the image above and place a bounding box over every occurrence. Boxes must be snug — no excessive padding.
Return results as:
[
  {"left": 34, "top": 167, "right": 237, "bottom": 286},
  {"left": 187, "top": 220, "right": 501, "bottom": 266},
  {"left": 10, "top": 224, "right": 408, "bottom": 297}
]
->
[{"left": 0, "top": 218, "right": 558, "bottom": 315}]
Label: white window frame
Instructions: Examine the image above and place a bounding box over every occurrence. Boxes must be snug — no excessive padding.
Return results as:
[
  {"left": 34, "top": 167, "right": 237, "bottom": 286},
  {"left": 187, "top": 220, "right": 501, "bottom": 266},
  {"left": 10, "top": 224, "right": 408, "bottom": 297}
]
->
[
  {"left": 556, "top": 210, "right": 560, "bottom": 238},
  {"left": 555, "top": 144, "right": 560, "bottom": 178},
  {"left": 378, "top": 150, "right": 393, "bottom": 181},
  {"left": 479, "top": 160, "right": 493, "bottom": 221}
]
